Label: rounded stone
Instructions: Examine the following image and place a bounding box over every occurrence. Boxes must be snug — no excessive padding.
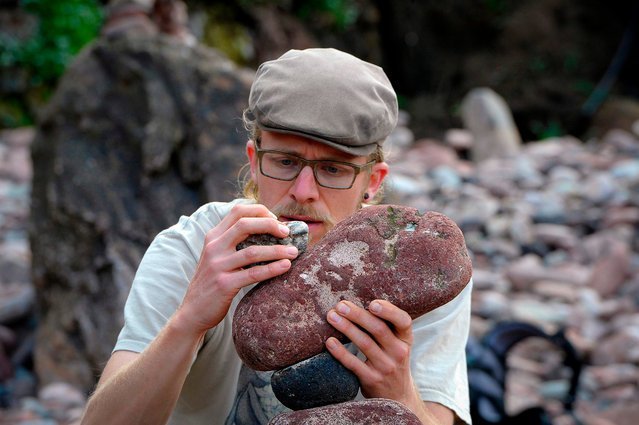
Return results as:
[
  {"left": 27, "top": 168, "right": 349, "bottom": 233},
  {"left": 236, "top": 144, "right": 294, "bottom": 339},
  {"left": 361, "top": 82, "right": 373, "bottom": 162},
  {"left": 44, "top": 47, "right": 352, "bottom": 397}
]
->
[
  {"left": 268, "top": 398, "right": 422, "bottom": 425},
  {"left": 233, "top": 205, "right": 473, "bottom": 371},
  {"left": 271, "top": 351, "right": 360, "bottom": 410}
]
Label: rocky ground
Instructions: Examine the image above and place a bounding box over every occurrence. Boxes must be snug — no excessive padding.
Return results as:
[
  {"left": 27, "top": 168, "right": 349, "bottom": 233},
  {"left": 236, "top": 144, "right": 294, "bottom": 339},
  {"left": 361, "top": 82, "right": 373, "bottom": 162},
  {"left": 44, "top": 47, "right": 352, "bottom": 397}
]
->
[{"left": 0, "top": 112, "right": 638, "bottom": 423}]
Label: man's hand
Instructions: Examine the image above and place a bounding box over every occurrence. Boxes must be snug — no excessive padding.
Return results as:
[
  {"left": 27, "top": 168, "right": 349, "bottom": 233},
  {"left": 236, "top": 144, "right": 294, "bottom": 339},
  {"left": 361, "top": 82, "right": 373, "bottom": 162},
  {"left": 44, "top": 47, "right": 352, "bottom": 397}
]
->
[
  {"left": 175, "top": 204, "right": 299, "bottom": 337},
  {"left": 325, "top": 300, "right": 452, "bottom": 424},
  {"left": 325, "top": 300, "right": 414, "bottom": 399}
]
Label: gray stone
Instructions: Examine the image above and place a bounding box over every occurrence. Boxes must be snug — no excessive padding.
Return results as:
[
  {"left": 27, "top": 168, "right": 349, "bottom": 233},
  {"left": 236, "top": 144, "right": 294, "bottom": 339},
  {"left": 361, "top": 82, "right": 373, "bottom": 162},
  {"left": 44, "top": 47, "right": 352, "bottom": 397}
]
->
[
  {"left": 587, "top": 240, "right": 632, "bottom": 298},
  {"left": 461, "top": 87, "right": 522, "bottom": 163},
  {"left": 271, "top": 351, "right": 359, "bottom": 410}
]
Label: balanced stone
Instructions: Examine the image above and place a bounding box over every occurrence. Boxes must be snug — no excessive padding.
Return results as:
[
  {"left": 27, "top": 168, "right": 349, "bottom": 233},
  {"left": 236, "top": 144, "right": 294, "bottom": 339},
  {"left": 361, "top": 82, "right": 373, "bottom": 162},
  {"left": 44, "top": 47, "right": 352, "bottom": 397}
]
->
[
  {"left": 271, "top": 351, "right": 359, "bottom": 410},
  {"left": 233, "top": 204, "right": 472, "bottom": 371},
  {"left": 268, "top": 398, "right": 422, "bottom": 425},
  {"left": 236, "top": 220, "right": 308, "bottom": 267}
]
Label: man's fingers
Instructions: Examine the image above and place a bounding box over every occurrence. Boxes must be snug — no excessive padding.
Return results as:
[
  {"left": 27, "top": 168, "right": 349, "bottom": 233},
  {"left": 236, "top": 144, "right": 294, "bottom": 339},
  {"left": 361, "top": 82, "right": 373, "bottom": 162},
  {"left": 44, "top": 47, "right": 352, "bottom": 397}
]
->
[
  {"left": 239, "top": 258, "right": 293, "bottom": 285},
  {"left": 229, "top": 216, "right": 291, "bottom": 247},
  {"left": 326, "top": 304, "right": 386, "bottom": 360},
  {"left": 367, "top": 300, "right": 413, "bottom": 345},
  {"left": 327, "top": 300, "right": 413, "bottom": 362},
  {"left": 229, "top": 244, "right": 298, "bottom": 271},
  {"left": 206, "top": 203, "right": 281, "bottom": 242},
  {"left": 325, "top": 337, "right": 373, "bottom": 378}
]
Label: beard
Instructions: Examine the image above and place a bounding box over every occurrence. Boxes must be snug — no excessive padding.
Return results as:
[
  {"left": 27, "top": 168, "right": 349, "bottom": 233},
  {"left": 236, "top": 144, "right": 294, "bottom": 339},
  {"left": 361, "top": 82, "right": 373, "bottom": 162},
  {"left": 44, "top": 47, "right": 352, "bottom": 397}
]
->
[
  {"left": 270, "top": 202, "right": 337, "bottom": 230},
  {"left": 250, "top": 179, "right": 367, "bottom": 243}
]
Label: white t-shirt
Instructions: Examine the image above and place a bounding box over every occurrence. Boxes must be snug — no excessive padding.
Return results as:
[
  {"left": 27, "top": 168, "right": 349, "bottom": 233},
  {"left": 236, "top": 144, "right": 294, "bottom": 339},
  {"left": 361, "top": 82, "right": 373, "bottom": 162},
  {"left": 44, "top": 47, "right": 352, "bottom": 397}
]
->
[{"left": 114, "top": 198, "right": 473, "bottom": 424}]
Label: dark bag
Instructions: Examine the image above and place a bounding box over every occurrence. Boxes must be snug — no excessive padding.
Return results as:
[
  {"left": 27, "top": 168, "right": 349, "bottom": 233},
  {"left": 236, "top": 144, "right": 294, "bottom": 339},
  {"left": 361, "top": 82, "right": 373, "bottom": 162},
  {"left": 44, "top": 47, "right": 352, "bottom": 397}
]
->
[{"left": 466, "top": 321, "right": 583, "bottom": 425}]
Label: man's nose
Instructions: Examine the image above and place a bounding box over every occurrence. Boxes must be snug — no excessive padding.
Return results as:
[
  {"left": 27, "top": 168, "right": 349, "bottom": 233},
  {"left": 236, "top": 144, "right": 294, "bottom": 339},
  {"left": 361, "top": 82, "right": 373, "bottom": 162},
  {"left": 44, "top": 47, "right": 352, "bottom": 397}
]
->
[{"left": 289, "top": 165, "right": 320, "bottom": 203}]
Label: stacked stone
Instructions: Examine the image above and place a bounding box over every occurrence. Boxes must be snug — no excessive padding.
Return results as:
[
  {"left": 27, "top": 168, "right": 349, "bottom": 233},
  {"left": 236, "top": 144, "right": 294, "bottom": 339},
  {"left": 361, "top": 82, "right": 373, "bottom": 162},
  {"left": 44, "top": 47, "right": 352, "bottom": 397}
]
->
[{"left": 233, "top": 204, "right": 472, "bottom": 422}]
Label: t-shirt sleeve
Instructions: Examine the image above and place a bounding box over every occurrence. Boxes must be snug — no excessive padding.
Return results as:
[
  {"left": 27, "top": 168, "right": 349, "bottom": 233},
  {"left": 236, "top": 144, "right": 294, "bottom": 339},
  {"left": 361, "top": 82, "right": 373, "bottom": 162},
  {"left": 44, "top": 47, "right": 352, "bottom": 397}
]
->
[
  {"left": 113, "top": 199, "right": 252, "bottom": 355},
  {"left": 411, "top": 278, "right": 473, "bottom": 424},
  {"left": 113, "top": 228, "right": 201, "bottom": 354}
]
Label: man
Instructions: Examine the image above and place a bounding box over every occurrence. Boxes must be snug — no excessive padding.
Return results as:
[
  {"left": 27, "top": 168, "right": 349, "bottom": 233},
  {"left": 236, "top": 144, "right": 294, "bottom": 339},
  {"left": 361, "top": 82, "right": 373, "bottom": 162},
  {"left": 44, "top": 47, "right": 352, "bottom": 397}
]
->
[{"left": 82, "top": 48, "right": 472, "bottom": 425}]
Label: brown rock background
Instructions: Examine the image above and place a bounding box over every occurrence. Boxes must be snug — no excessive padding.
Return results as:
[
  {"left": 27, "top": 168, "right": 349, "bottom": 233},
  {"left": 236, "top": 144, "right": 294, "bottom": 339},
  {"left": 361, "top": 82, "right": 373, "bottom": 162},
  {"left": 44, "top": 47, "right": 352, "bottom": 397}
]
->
[{"left": 28, "top": 32, "right": 253, "bottom": 395}]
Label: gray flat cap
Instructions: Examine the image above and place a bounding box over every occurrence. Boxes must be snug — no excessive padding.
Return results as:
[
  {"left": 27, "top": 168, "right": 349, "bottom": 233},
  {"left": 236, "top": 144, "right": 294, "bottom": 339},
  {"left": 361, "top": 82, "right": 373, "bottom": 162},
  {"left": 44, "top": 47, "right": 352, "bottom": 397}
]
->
[{"left": 248, "top": 48, "right": 398, "bottom": 156}]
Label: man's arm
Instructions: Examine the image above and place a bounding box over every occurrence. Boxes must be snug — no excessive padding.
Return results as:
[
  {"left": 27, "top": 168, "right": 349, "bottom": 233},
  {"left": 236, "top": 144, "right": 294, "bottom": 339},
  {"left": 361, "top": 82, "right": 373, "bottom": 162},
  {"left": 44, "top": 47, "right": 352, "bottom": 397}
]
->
[
  {"left": 82, "top": 313, "right": 207, "bottom": 424},
  {"left": 82, "top": 204, "right": 298, "bottom": 424},
  {"left": 325, "top": 299, "right": 455, "bottom": 425}
]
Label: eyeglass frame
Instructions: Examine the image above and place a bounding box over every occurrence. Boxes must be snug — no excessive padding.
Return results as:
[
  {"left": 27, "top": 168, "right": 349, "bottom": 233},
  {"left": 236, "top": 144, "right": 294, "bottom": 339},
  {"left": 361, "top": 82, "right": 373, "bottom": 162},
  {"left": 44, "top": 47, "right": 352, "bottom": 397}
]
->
[{"left": 254, "top": 145, "right": 377, "bottom": 190}]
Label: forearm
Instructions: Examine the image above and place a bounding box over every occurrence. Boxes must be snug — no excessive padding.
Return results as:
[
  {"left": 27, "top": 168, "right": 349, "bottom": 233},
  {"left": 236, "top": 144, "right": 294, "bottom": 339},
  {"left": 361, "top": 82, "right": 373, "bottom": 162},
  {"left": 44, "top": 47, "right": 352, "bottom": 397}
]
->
[
  {"left": 398, "top": 385, "right": 452, "bottom": 425},
  {"left": 82, "top": 313, "right": 205, "bottom": 425}
]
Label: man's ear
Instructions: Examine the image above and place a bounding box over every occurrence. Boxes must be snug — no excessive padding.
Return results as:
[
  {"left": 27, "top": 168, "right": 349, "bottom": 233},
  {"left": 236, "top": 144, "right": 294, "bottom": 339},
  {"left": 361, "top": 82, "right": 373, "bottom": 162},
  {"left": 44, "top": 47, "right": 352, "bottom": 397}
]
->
[
  {"left": 246, "top": 139, "right": 258, "bottom": 180},
  {"left": 365, "top": 162, "right": 389, "bottom": 200}
]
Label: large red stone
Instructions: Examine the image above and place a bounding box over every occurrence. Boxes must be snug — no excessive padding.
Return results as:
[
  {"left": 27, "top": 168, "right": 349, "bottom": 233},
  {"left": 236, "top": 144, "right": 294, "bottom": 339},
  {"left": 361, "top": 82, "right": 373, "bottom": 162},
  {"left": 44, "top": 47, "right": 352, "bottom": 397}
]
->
[
  {"left": 233, "top": 205, "right": 472, "bottom": 371},
  {"left": 268, "top": 398, "right": 422, "bottom": 424}
]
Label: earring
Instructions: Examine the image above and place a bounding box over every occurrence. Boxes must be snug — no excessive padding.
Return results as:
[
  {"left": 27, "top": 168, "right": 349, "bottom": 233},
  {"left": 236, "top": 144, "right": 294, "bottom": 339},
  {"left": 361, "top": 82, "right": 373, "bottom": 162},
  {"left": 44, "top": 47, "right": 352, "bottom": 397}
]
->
[{"left": 363, "top": 193, "right": 370, "bottom": 200}]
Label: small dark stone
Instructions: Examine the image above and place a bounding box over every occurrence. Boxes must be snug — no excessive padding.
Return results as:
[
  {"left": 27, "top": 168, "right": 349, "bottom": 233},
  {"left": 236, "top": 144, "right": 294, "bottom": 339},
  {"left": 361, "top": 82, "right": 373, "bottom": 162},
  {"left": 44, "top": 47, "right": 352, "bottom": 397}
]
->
[
  {"left": 271, "top": 351, "right": 359, "bottom": 410},
  {"left": 236, "top": 220, "right": 308, "bottom": 267}
]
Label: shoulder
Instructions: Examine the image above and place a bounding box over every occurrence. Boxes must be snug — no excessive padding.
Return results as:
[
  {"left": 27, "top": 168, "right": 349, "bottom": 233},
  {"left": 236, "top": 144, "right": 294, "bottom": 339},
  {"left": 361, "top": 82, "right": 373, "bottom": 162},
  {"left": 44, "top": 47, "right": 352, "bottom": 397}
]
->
[
  {"left": 174, "top": 198, "right": 256, "bottom": 233},
  {"left": 414, "top": 277, "right": 473, "bottom": 329},
  {"left": 154, "top": 198, "right": 256, "bottom": 249}
]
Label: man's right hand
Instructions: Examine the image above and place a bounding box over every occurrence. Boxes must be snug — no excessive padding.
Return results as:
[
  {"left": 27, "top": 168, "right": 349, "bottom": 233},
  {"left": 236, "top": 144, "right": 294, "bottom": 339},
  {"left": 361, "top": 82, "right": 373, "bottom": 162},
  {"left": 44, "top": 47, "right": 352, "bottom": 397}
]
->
[
  {"left": 82, "top": 203, "right": 298, "bottom": 425},
  {"left": 174, "top": 203, "right": 298, "bottom": 338}
]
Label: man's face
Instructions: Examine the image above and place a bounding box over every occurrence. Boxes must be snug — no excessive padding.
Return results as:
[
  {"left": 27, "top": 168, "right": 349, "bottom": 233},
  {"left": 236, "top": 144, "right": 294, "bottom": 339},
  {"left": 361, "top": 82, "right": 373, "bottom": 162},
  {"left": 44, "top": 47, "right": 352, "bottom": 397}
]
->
[{"left": 247, "top": 131, "right": 388, "bottom": 246}]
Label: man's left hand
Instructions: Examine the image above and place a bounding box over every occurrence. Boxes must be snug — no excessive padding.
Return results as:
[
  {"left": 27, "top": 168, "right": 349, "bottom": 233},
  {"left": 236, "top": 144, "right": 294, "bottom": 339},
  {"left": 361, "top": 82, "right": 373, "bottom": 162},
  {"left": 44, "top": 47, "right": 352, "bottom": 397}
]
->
[
  {"left": 325, "top": 299, "right": 416, "bottom": 401},
  {"left": 325, "top": 300, "right": 452, "bottom": 424}
]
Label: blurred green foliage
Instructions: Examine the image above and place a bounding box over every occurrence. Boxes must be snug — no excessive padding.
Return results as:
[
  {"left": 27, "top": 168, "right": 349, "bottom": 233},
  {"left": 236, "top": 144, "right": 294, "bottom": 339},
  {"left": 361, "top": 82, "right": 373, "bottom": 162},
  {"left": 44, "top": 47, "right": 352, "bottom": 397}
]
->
[
  {"left": 296, "top": 0, "right": 359, "bottom": 30},
  {"left": 530, "top": 119, "right": 565, "bottom": 140},
  {"left": 0, "top": 0, "right": 103, "bottom": 128}
]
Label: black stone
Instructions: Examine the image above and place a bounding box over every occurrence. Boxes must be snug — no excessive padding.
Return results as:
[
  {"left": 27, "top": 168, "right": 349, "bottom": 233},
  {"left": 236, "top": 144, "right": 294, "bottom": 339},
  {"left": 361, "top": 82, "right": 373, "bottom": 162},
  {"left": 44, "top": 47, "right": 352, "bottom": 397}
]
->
[{"left": 271, "top": 351, "right": 360, "bottom": 411}]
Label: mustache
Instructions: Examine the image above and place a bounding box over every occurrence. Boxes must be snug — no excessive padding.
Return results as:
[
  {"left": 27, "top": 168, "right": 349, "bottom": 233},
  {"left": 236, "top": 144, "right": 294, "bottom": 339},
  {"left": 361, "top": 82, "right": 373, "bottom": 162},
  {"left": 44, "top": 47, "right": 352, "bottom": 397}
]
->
[{"left": 270, "top": 203, "right": 336, "bottom": 227}]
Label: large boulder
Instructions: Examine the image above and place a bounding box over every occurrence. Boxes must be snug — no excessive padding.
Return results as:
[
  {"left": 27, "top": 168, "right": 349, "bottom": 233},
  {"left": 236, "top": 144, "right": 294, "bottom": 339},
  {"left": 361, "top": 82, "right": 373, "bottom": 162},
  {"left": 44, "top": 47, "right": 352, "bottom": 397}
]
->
[
  {"left": 268, "top": 398, "right": 422, "bottom": 425},
  {"left": 233, "top": 204, "right": 472, "bottom": 371},
  {"left": 30, "top": 31, "right": 253, "bottom": 392}
]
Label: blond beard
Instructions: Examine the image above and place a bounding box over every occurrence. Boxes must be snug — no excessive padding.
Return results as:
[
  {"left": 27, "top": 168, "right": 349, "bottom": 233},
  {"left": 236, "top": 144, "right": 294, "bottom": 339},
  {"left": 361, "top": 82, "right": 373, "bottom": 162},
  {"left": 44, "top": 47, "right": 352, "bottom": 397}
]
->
[
  {"left": 269, "top": 202, "right": 337, "bottom": 230},
  {"left": 247, "top": 180, "right": 368, "bottom": 242}
]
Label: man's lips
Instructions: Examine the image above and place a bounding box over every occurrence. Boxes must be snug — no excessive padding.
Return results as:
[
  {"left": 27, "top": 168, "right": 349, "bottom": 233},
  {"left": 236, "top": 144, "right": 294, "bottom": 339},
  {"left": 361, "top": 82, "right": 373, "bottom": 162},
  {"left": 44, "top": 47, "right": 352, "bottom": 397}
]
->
[{"left": 280, "top": 215, "right": 323, "bottom": 225}]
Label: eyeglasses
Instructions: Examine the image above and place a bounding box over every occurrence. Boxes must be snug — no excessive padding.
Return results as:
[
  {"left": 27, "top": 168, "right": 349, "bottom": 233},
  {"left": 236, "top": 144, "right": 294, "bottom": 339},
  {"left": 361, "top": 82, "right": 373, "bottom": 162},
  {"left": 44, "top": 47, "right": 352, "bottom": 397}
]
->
[{"left": 255, "top": 147, "right": 375, "bottom": 189}]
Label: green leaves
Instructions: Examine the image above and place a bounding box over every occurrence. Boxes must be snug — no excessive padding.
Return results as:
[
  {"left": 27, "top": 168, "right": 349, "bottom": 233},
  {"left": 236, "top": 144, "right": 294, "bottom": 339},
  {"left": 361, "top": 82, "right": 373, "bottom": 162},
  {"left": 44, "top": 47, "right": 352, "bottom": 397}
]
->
[
  {"left": 0, "top": 0, "right": 103, "bottom": 127},
  {"left": 18, "top": 0, "right": 103, "bottom": 84}
]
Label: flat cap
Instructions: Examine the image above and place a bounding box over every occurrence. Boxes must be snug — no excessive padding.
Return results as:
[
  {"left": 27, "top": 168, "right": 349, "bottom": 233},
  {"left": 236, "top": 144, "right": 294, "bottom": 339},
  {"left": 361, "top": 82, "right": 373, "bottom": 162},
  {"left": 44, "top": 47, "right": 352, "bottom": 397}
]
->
[{"left": 248, "top": 48, "right": 398, "bottom": 156}]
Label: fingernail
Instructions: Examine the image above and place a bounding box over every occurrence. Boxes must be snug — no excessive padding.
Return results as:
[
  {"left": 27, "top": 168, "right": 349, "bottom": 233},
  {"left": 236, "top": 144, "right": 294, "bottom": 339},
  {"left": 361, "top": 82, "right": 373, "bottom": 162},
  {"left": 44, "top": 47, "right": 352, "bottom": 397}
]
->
[
  {"left": 326, "top": 338, "right": 338, "bottom": 349},
  {"left": 278, "top": 259, "right": 291, "bottom": 270},
  {"left": 286, "top": 246, "right": 298, "bottom": 256},
  {"left": 369, "top": 301, "right": 382, "bottom": 313},
  {"left": 279, "top": 224, "right": 290, "bottom": 234},
  {"left": 328, "top": 311, "right": 341, "bottom": 323},
  {"left": 336, "top": 302, "right": 350, "bottom": 315}
]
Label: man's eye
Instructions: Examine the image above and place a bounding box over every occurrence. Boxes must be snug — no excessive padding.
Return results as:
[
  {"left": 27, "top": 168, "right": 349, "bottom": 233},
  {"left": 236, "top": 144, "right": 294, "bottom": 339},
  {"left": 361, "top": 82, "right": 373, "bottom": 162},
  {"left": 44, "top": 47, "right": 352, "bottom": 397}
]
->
[
  {"left": 321, "top": 163, "right": 348, "bottom": 176},
  {"left": 275, "top": 156, "right": 298, "bottom": 167}
]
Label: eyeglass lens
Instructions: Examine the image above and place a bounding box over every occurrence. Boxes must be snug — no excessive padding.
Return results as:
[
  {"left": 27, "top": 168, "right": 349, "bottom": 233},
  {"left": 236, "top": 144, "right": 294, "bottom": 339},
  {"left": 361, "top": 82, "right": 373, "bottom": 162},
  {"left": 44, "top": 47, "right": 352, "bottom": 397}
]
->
[{"left": 260, "top": 151, "right": 358, "bottom": 189}]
